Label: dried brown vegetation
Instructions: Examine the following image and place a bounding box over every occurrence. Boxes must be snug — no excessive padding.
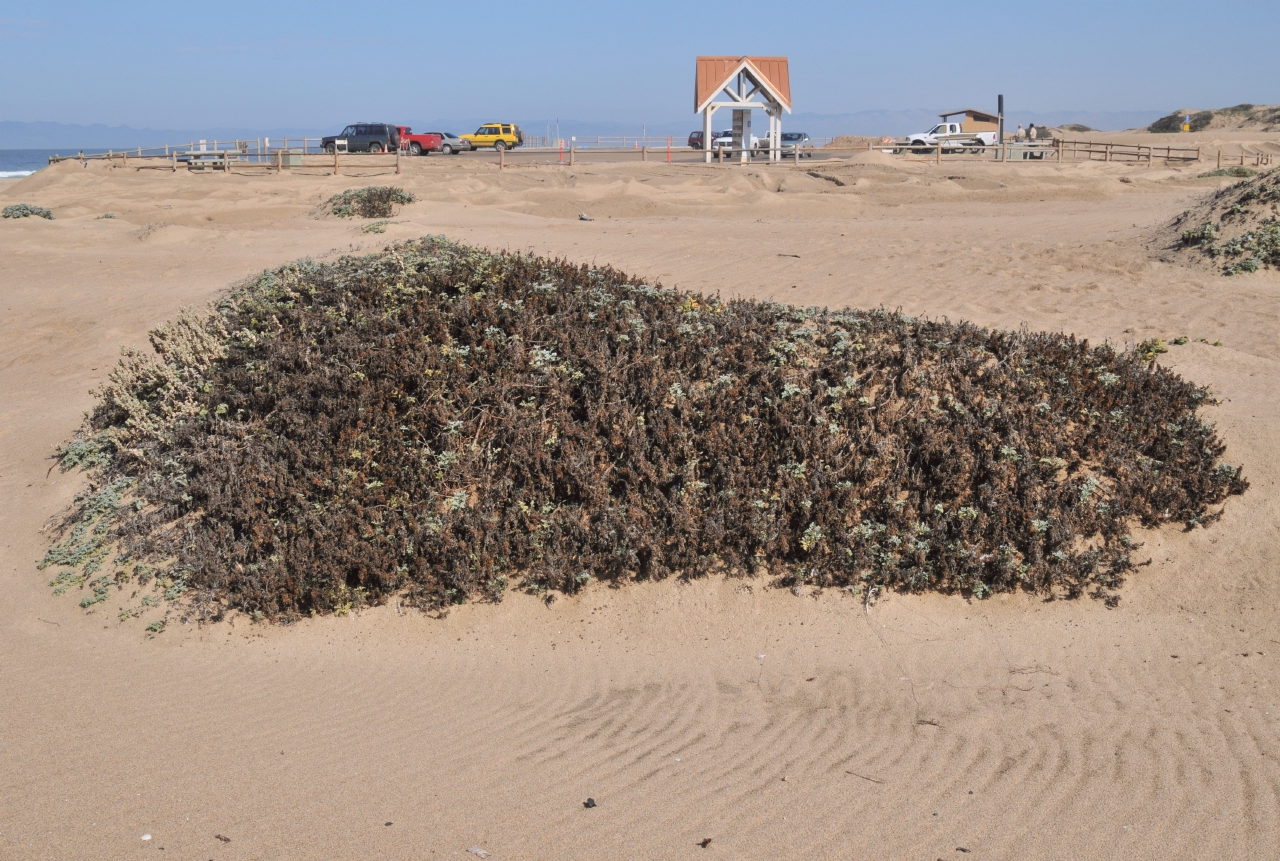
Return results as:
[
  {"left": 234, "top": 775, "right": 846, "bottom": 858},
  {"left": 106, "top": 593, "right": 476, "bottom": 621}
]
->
[{"left": 44, "top": 238, "right": 1247, "bottom": 621}]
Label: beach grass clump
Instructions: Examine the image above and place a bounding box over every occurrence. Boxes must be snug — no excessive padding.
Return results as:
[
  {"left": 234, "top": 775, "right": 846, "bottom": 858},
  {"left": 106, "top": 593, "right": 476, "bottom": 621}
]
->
[
  {"left": 1199, "top": 167, "right": 1257, "bottom": 179},
  {"left": 43, "top": 238, "right": 1247, "bottom": 621},
  {"left": 328, "top": 186, "right": 414, "bottom": 219},
  {"left": 3, "top": 203, "right": 54, "bottom": 219},
  {"left": 1173, "top": 168, "right": 1280, "bottom": 273}
]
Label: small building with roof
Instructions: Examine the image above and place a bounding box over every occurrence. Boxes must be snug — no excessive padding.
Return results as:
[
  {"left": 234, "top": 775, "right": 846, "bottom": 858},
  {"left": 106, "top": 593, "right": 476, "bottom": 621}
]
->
[
  {"left": 938, "top": 108, "right": 1000, "bottom": 133},
  {"left": 695, "top": 56, "right": 791, "bottom": 162}
]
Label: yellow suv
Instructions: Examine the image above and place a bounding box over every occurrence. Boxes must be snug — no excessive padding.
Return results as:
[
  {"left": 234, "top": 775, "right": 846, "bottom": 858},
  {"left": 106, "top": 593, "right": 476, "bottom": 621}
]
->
[{"left": 461, "top": 123, "right": 524, "bottom": 151}]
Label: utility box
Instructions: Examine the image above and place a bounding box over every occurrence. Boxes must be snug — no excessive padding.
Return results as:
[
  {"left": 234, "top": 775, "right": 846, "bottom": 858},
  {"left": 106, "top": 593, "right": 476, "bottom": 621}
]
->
[
  {"left": 283, "top": 152, "right": 303, "bottom": 167},
  {"left": 733, "top": 109, "right": 751, "bottom": 162}
]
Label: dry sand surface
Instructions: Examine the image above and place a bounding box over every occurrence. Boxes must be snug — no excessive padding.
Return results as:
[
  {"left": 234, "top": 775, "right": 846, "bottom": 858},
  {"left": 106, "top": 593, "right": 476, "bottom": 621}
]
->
[{"left": 3, "top": 151, "right": 1280, "bottom": 860}]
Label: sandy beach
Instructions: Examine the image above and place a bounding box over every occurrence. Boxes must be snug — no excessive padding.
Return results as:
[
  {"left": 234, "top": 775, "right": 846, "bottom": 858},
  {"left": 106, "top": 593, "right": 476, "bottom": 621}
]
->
[{"left": 3, "top": 143, "right": 1280, "bottom": 860}]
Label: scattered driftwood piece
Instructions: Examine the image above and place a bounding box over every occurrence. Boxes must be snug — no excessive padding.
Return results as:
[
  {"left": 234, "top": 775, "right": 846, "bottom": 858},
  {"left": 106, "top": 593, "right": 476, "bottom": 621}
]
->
[{"left": 846, "top": 770, "right": 885, "bottom": 784}]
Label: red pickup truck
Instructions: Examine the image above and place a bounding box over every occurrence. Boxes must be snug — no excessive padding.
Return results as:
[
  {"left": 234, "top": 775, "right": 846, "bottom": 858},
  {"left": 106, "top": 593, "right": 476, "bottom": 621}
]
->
[{"left": 397, "top": 126, "right": 443, "bottom": 156}]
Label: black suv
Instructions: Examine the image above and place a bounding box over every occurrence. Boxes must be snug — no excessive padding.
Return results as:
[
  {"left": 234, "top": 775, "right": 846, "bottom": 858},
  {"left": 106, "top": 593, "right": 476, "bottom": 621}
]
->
[{"left": 321, "top": 123, "right": 400, "bottom": 154}]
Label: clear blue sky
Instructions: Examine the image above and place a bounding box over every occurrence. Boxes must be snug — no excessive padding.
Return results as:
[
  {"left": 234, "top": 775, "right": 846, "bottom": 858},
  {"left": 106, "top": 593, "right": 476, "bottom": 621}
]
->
[{"left": 3, "top": 0, "right": 1278, "bottom": 128}]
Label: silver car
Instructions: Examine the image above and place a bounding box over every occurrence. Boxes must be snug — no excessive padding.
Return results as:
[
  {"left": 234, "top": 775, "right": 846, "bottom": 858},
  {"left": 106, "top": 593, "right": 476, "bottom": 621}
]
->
[
  {"left": 428, "top": 132, "right": 472, "bottom": 155},
  {"left": 780, "top": 132, "right": 813, "bottom": 158}
]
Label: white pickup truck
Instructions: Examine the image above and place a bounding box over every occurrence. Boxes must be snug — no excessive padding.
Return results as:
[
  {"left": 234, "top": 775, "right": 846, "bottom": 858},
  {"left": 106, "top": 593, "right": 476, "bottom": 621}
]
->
[
  {"left": 897, "top": 121, "right": 998, "bottom": 153},
  {"left": 711, "top": 130, "right": 760, "bottom": 154}
]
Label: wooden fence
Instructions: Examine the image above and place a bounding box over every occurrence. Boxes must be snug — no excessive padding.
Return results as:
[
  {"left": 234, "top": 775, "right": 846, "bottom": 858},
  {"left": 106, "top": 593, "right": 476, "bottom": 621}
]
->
[
  {"left": 1056, "top": 139, "right": 1200, "bottom": 163},
  {"left": 45, "top": 137, "right": 1276, "bottom": 173},
  {"left": 46, "top": 137, "right": 330, "bottom": 164},
  {"left": 53, "top": 148, "right": 405, "bottom": 175}
]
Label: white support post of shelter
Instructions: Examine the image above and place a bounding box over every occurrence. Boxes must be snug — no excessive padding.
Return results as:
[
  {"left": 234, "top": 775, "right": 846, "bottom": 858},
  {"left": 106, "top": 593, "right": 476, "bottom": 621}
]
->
[{"left": 704, "top": 107, "right": 714, "bottom": 164}]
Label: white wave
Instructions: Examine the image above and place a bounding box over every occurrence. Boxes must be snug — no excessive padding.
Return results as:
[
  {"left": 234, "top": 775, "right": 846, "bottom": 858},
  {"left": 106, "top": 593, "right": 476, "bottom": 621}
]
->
[{"left": 0, "top": 170, "right": 35, "bottom": 178}]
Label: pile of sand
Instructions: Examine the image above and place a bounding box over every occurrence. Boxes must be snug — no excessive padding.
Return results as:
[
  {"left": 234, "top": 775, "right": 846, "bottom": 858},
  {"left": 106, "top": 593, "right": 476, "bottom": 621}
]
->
[
  {"left": 1168, "top": 167, "right": 1280, "bottom": 273},
  {"left": 822, "top": 135, "right": 883, "bottom": 149}
]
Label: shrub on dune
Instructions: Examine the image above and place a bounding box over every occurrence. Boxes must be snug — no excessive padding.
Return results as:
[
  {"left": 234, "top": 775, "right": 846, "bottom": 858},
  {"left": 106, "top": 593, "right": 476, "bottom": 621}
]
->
[
  {"left": 3, "top": 203, "right": 54, "bottom": 219},
  {"left": 43, "top": 238, "right": 1247, "bottom": 621},
  {"left": 1174, "top": 167, "right": 1280, "bottom": 274},
  {"left": 327, "top": 186, "right": 414, "bottom": 219}
]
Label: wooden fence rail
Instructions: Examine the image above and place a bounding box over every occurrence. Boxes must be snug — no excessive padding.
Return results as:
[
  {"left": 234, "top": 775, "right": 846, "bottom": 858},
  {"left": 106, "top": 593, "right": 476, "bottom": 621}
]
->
[
  {"left": 48, "top": 137, "right": 329, "bottom": 165},
  {"left": 61, "top": 149, "right": 405, "bottom": 175},
  {"left": 45, "top": 137, "right": 1275, "bottom": 173},
  {"left": 1056, "top": 138, "right": 1200, "bottom": 163}
]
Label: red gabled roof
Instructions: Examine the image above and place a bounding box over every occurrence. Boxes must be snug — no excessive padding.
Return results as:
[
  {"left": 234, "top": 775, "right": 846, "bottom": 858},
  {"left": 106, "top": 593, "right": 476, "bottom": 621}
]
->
[{"left": 695, "top": 56, "right": 791, "bottom": 113}]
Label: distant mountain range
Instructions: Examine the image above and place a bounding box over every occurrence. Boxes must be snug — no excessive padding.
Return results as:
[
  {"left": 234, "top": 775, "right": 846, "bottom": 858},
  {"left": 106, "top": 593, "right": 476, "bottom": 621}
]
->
[{"left": 2, "top": 110, "right": 1169, "bottom": 149}]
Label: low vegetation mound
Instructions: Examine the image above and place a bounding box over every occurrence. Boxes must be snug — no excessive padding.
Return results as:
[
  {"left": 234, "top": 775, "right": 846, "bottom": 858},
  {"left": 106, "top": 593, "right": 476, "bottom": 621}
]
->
[
  {"left": 3, "top": 203, "right": 54, "bottom": 219},
  {"left": 1148, "top": 104, "right": 1280, "bottom": 133},
  {"left": 327, "top": 186, "right": 414, "bottom": 219},
  {"left": 44, "top": 239, "right": 1246, "bottom": 623},
  {"left": 1173, "top": 167, "right": 1280, "bottom": 274}
]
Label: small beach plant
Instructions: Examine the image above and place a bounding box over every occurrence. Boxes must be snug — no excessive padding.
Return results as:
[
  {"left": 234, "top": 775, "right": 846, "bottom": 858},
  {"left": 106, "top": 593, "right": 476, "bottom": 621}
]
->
[
  {"left": 3, "top": 203, "right": 54, "bottom": 219},
  {"left": 327, "top": 186, "right": 414, "bottom": 219}
]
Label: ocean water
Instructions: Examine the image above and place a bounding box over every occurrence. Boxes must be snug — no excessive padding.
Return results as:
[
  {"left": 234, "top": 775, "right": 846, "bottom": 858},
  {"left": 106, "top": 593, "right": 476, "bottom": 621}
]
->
[{"left": 0, "top": 149, "right": 69, "bottom": 177}]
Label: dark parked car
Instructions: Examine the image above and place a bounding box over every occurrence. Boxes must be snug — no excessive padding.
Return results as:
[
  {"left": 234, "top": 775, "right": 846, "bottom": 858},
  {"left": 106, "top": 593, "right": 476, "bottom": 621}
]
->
[
  {"left": 321, "top": 123, "right": 400, "bottom": 154},
  {"left": 426, "top": 132, "right": 472, "bottom": 155}
]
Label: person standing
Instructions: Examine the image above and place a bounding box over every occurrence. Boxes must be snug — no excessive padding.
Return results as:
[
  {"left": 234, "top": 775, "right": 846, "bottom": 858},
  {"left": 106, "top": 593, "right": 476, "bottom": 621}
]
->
[
  {"left": 1014, "top": 124, "right": 1026, "bottom": 142},
  {"left": 1028, "top": 123, "right": 1038, "bottom": 142}
]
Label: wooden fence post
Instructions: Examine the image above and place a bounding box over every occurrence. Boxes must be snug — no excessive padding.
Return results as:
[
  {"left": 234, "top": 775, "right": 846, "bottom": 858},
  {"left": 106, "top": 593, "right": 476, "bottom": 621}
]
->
[
  {"left": 570, "top": 145, "right": 575, "bottom": 166},
  {"left": 334, "top": 147, "right": 340, "bottom": 176},
  {"left": 642, "top": 145, "right": 648, "bottom": 162},
  {"left": 277, "top": 149, "right": 282, "bottom": 174},
  {"left": 499, "top": 146, "right": 504, "bottom": 169},
  {"left": 936, "top": 142, "right": 942, "bottom": 165},
  {"left": 397, "top": 146, "right": 402, "bottom": 174}
]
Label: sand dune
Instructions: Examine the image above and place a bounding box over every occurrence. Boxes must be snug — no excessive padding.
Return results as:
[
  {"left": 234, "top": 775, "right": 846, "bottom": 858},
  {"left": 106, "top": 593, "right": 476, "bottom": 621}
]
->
[{"left": 2, "top": 152, "right": 1280, "bottom": 859}]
